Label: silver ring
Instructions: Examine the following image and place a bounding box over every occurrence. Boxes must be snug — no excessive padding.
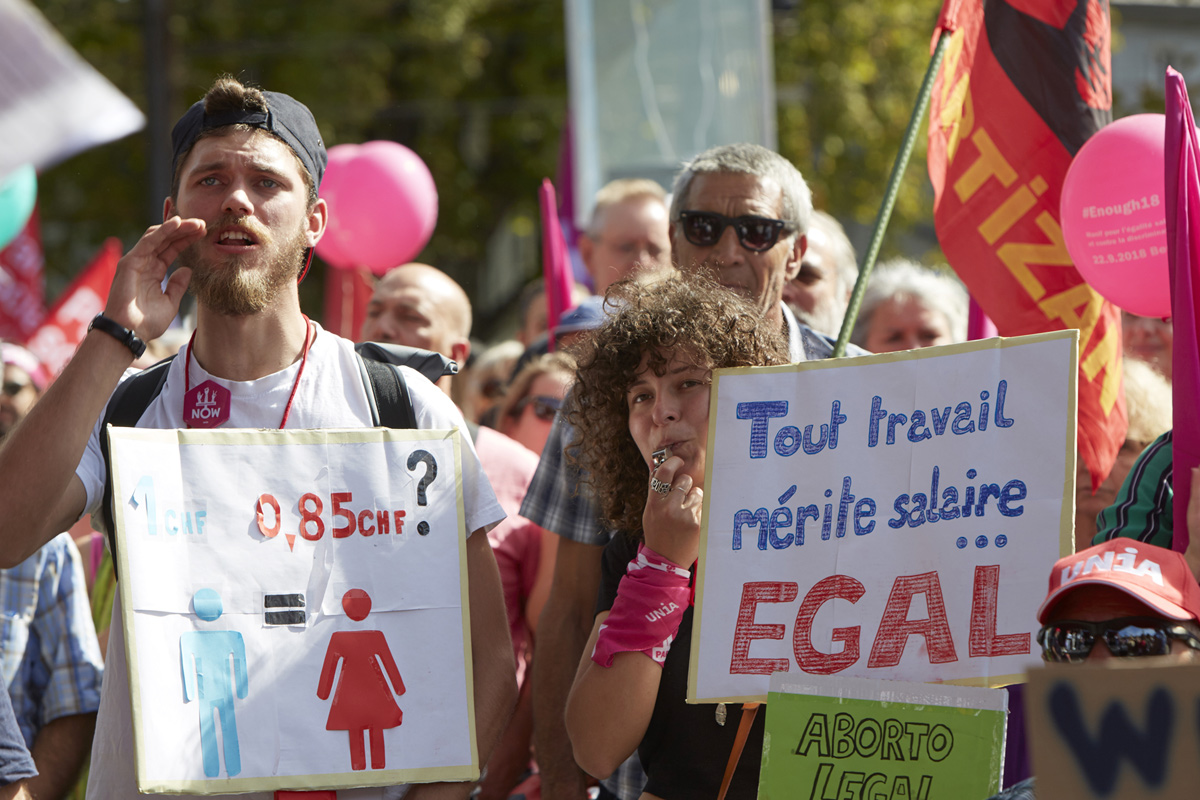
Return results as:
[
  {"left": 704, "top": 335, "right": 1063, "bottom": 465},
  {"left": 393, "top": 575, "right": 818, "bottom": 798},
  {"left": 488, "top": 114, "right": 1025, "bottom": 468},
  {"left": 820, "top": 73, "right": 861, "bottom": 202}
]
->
[
  {"left": 650, "top": 477, "right": 671, "bottom": 495},
  {"left": 674, "top": 486, "right": 687, "bottom": 493}
]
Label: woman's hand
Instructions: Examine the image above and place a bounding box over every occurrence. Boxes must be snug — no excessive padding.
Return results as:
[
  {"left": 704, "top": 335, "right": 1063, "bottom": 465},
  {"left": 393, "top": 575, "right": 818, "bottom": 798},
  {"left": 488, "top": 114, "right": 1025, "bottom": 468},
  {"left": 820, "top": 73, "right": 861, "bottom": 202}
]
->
[{"left": 642, "top": 455, "right": 703, "bottom": 568}]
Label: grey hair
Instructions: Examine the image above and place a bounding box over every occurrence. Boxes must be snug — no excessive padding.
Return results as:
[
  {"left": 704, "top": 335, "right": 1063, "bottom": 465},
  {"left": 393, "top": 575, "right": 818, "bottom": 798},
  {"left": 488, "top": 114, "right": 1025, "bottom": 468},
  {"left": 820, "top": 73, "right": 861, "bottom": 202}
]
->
[
  {"left": 850, "top": 259, "right": 969, "bottom": 346},
  {"left": 1121, "top": 356, "right": 1172, "bottom": 445},
  {"left": 809, "top": 210, "right": 858, "bottom": 294},
  {"left": 587, "top": 178, "right": 667, "bottom": 238},
  {"left": 669, "top": 143, "right": 813, "bottom": 236}
]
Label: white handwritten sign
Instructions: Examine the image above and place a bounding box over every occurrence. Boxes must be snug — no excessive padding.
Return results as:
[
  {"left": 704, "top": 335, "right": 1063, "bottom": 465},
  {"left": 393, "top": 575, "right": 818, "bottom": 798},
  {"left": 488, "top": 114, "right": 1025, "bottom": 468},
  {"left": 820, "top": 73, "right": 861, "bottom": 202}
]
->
[
  {"left": 690, "top": 332, "right": 1077, "bottom": 703},
  {"left": 109, "top": 427, "right": 476, "bottom": 794}
]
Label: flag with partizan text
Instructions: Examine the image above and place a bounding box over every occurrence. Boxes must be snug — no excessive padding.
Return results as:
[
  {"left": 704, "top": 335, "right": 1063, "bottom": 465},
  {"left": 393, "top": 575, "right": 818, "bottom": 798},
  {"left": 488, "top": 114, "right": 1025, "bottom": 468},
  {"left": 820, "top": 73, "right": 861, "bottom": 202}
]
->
[{"left": 927, "top": 0, "right": 1126, "bottom": 490}]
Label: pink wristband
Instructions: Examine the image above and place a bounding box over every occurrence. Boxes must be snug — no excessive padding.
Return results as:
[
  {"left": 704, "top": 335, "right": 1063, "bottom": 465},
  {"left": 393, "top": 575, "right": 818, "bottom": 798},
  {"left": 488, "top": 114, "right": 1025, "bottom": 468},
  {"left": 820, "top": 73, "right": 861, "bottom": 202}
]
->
[{"left": 591, "top": 543, "right": 692, "bottom": 668}]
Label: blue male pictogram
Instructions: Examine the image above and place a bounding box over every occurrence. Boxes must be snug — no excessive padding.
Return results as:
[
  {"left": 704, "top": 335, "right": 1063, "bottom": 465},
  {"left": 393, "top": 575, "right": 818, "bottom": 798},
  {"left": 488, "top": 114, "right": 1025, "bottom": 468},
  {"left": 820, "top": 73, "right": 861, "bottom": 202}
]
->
[{"left": 180, "top": 588, "right": 248, "bottom": 778}]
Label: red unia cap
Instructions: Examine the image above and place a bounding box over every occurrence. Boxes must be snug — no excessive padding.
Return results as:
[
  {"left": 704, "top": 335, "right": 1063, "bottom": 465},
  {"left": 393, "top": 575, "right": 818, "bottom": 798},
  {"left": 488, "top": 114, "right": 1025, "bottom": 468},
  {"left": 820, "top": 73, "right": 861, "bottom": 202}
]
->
[{"left": 1037, "top": 539, "right": 1200, "bottom": 624}]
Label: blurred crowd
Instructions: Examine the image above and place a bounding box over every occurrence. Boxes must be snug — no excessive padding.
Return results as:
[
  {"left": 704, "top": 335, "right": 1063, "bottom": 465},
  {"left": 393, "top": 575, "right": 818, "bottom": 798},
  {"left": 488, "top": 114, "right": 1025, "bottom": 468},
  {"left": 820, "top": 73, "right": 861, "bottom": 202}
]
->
[{"left": 0, "top": 77, "right": 1185, "bottom": 800}]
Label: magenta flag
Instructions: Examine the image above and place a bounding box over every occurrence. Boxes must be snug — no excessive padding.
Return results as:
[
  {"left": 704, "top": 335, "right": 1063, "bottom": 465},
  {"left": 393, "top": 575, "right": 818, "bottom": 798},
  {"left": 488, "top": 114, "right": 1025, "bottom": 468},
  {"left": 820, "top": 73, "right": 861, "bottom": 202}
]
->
[
  {"left": 539, "top": 178, "right": 574, "bottom": 351},
  {"left": 1165, "top": 68, "right": 1200, "bottom": 553},
  {"left": 966, "top": 297, "right": 998, "bottom": 341}
]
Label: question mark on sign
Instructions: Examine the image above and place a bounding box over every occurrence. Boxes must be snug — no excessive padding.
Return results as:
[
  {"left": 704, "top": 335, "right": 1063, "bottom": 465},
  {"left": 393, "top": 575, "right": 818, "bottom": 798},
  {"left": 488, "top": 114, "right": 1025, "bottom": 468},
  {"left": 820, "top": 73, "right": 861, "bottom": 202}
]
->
[{"left": 406, "top": 450, "right": 438, "bottom": 535}]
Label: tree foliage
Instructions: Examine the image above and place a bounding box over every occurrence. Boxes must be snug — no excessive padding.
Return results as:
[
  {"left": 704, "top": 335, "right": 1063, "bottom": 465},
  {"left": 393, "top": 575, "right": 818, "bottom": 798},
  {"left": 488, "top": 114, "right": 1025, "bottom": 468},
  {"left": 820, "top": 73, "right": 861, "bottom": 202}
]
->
[
  {"left": 32, "top": 0, "right": 953, "bottom": 332},
  {"left": 33, "top": 0, "right": 567, "bottom": 335},
  {"left": 774, "top": 0, "right": 943, "bottom": 257}
]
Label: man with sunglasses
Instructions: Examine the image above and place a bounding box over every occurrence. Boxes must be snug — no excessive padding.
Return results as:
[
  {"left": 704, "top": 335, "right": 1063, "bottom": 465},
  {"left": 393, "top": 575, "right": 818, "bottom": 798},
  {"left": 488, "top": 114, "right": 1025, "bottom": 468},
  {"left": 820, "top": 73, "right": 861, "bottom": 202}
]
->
[
  {"left": 668, "top": 142, "right": 862, "bottom": 362},
  {"left": 985, "top": 538, "right": 1200, "bottom": 800}
]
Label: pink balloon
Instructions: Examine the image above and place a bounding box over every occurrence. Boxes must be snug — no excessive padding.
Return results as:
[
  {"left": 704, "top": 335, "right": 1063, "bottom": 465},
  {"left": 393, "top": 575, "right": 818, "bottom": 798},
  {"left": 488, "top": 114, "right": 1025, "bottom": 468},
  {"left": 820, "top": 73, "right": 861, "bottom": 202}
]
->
[
  {"left": 1061, "top": 114, "right": 1171, "bottom": 318},
  {"left": 316, "top": 141, "right": 438, "bottom": 275}
]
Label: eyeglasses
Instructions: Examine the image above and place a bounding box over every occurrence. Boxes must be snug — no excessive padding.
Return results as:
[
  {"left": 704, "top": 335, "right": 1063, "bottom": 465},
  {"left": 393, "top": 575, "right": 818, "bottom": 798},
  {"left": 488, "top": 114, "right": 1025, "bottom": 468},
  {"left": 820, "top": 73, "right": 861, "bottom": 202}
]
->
[
  {"left": 677, "top": 211, "right": 797, "bottom": 253},
  {"left": 1037, "top": 616, "right": 1200, "bottom": 663},
  {"left": 511, "top": 395, "right": 561, "bottom": 422}
]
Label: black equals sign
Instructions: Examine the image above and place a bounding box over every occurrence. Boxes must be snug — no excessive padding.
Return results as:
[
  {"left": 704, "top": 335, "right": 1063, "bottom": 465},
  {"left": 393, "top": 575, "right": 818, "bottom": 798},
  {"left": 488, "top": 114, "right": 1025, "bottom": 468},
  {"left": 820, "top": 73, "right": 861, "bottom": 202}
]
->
[{"left": 264, "top": 593, "right": 306, "bottom": 626}]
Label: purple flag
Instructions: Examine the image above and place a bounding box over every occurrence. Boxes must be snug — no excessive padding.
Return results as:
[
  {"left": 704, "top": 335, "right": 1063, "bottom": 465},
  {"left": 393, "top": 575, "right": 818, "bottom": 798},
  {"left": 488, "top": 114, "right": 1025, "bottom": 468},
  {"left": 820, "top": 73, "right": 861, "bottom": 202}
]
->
[
  {"left": 967, "top": 297, "right": 998, "bottom": 341},
  {"left": 1165, "top": 68, "right": 1200, "bottom": 553},
  {"left": 539, "top": 179, "right": 574, "bottom": 350}
]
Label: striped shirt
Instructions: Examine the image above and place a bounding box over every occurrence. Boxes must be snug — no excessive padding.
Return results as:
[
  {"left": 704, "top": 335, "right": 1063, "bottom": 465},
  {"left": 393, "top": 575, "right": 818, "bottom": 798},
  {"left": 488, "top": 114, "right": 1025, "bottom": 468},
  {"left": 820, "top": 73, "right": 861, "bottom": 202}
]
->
[
  {"left": 0, "top": 533, "right": 103, "bottom": 747},
  {"left": 1093, "top": 430, "right": 1173, "bottom": 548}
]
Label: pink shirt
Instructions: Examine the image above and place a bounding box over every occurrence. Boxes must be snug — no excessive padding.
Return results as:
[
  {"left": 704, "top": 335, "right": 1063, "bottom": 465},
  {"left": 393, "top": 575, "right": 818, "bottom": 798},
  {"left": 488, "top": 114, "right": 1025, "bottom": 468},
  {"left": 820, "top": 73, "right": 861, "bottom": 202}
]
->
[{"left": 475, "top": 426, "right": 543, "bottom": 685}]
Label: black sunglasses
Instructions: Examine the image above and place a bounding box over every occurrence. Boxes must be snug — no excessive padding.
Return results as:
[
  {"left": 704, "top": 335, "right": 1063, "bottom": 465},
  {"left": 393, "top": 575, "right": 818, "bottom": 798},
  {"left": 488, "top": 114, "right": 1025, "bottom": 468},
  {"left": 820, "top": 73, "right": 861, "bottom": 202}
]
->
[
  {"left": 511, "top": 395, "right": 561, "bottom": 422},
  {"left": 1, "top": 380, "right": 31, "bottom": 397},
  {"left": 1038, "top": 616, "right": 1200, "bottom": 663},
  {"left": 677, "top": 211, "right": 797, "bottom": 253}
]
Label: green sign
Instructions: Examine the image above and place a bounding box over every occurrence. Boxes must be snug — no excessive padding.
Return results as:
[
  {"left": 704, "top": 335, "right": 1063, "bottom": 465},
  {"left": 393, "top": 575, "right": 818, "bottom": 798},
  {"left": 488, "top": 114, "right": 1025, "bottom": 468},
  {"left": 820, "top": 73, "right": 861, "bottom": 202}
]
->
[{"left": 759, "top": 674, "right": 1007, "bottom": 799}]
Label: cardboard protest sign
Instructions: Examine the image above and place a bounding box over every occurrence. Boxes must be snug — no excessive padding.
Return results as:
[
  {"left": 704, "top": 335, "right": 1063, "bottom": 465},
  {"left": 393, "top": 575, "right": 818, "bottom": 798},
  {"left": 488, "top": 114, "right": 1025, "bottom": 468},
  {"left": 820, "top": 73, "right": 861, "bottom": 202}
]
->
[
  {"left": 759, "top": 673, "right": 1007, "bottom": 799},
  {"left": 109, "top": 427, "right": 476, "bottom": 793},
  {"left": 1026, "top": 661, "right": 1200, "bottom": 798},
  {"left": 691, "top": 332, "right": 1076, "bottom": 703}
]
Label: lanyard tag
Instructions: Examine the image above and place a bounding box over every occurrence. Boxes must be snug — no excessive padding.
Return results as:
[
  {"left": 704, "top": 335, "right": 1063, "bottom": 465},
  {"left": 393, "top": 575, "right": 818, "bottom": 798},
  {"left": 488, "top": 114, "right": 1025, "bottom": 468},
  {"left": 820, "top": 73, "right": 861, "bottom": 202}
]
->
[{"left": 183, "top": 380, "right": 231, "bottom": 428}]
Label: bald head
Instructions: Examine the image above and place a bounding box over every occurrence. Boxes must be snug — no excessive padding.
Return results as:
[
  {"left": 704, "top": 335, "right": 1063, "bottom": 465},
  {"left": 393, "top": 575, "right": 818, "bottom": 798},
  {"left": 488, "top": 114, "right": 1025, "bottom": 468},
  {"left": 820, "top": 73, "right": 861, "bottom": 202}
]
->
[{"left": 361, "top": 264, "right": 473, "bottom": 393}]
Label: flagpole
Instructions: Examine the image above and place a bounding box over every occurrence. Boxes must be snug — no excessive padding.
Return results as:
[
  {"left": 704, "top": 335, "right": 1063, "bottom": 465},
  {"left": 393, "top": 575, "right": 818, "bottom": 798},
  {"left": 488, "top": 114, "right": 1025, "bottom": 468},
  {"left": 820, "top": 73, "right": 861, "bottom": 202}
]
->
[{"left": 833, "top": 29, "right": 955, "bottom": 357}]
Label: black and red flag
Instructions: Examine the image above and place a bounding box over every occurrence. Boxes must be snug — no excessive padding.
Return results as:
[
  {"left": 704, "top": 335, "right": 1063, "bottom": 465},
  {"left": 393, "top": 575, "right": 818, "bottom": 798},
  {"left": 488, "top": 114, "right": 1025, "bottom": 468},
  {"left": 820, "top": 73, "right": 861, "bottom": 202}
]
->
[{"left": 928, "top": 0, "right": 1126, "bottom": 490}]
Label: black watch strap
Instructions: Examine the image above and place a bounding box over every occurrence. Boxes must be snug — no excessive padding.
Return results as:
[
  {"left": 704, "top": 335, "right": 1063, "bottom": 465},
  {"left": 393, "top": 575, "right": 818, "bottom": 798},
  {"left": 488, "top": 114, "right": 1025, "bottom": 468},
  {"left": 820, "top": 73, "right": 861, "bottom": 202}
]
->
[{"left": 88, "top": 313, "right": 147, "bottom": 359}]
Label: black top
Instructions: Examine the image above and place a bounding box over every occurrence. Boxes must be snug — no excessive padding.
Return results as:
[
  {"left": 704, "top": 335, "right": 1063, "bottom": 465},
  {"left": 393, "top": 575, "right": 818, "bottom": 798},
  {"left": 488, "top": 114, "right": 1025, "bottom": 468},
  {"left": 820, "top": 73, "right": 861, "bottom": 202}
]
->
[{"left": 597, "top": 533, "right": 765, "bottom": 800}]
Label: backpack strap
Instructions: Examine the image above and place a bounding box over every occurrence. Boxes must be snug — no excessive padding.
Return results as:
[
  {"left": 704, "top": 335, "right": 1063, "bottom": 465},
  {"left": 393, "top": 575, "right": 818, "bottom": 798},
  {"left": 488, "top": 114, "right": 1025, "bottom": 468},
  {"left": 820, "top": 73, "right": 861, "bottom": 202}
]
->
[
  {"left": 357, "top": 356, "right": 416, "bottom": 429},
  {"left": 98, "top": 356, "right": 175, "bottom": 574},
  {"left": 353, "top": 342, "right": 458, "bottom": 430},
  {"left": 354, "top": 342, "right": 457, "bottom": 385}
]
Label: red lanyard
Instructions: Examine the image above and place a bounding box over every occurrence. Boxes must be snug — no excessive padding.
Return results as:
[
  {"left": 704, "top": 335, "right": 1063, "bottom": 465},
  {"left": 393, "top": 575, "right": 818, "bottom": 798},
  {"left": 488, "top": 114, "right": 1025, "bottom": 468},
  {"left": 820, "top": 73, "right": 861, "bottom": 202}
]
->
[{"left": 184, "top": 316, "right": 313, "bottom": 429}]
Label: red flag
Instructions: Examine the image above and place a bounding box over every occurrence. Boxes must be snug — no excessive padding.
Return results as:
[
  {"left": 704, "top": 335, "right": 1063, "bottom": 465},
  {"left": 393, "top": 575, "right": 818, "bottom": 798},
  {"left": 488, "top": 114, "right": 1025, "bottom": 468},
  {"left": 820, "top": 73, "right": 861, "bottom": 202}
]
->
[
  {"left": 1165, "top": 68, "right": 1200, "bottom": 553},
  {"left": 539, "top": 178, "right": 574, "bottom": 350},
  {"left": 0, "top": 209, "right": 46, "bottom": 341},
  {"left": 928, "top": 0, "right": 1126, "bottom": 491},
  {"left": 24, "top": 238, "right": 120, "bottom": 376},
  {"left": 326, "top": 266, "right": 374, "bottom": 342}
]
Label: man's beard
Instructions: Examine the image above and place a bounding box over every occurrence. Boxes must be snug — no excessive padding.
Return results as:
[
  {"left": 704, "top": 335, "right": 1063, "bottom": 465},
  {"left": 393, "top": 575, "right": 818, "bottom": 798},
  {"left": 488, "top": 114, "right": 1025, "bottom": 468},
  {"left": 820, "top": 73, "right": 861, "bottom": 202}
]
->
[{"left": 183, "top": 216, "right": 308, "bottom": 316}]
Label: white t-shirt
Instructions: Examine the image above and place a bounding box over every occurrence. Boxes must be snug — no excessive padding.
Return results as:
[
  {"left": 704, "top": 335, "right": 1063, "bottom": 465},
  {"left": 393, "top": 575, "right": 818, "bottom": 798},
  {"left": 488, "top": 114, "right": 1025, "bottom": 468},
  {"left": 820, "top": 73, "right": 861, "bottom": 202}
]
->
[{"left": 81, "top": 323, "right": 504, "bottom": 799}]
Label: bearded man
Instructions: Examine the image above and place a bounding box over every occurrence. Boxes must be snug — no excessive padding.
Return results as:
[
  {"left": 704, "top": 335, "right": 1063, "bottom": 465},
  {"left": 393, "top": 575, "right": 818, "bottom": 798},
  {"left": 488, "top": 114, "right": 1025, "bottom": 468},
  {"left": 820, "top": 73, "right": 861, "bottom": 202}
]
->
[{"left": 0, "top": 76, "right": 515, "bottom": 799}]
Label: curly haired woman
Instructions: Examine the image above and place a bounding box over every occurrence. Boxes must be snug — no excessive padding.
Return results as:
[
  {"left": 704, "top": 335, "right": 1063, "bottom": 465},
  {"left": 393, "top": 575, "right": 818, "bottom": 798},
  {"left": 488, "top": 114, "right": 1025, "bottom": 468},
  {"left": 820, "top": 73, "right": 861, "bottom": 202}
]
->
[{"left": 564, "top": 275, "right": 788, "bottom": 800}]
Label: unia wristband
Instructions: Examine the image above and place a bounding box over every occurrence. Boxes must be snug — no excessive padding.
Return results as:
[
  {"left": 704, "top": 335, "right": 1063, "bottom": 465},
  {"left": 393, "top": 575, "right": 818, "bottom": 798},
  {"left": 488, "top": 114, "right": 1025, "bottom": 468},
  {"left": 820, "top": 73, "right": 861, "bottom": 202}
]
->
[{"left": 592, "top": 543, "right": 692, "bottom": 667}]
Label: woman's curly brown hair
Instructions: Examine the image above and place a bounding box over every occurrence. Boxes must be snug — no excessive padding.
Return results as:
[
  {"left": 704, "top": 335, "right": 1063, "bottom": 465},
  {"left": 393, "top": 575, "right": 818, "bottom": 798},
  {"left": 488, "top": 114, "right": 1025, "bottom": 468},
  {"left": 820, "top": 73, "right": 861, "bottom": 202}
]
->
[{"left": 564, "top": 274, "right": 789, "bottom": 537}]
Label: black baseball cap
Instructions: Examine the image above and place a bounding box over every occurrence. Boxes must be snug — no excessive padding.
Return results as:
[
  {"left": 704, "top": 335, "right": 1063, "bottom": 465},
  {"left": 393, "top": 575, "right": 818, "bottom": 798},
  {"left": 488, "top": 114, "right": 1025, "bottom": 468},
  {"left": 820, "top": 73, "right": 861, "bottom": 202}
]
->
[{"left": 171, "top": 90, "right": 327, "bottom": 188}]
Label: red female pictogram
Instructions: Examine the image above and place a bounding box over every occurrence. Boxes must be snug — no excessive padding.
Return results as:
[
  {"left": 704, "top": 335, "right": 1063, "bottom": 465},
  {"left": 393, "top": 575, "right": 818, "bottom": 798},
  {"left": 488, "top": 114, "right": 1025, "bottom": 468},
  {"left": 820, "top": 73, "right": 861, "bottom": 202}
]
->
[{"left": 316, "top": 589, "right": 406, "bottom": 770}]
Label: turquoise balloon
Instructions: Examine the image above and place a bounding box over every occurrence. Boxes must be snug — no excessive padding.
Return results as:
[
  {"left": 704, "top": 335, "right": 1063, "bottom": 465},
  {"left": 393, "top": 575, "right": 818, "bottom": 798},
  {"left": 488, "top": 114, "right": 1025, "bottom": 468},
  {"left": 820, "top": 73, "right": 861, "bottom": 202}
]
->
[{"left": 0, "top": 165, "right": 37, "bottom": 251}]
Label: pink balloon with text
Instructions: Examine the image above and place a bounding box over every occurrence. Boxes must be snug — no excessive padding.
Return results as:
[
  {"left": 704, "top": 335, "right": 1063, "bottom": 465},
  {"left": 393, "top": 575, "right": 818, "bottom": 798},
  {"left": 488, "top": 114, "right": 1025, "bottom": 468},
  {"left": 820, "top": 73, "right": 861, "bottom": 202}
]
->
[{"left": 1061, "top": 113, "right": 1172, "bottom": 318}]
